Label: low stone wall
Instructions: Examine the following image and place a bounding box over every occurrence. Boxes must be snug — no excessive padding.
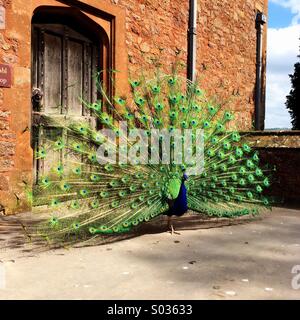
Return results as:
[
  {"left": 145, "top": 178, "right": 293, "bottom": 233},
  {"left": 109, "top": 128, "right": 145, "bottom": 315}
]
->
[{"left": 244, "top": 131, "right": 300, "bottom": 204}]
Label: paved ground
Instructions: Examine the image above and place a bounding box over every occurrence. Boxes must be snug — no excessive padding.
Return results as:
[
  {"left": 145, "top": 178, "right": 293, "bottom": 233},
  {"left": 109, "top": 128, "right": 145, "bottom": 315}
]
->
[{"left": 0, "top": 207, "right": 300, "bottom": 300}]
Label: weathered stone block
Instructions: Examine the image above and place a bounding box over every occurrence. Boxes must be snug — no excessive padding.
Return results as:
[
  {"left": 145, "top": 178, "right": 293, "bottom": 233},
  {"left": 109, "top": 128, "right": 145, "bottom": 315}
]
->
[
  {"left": 0, "top": 140, "right": 15, "bottom": 156},
  {"left": 0, "top": 175, "right": 8, "bottom": 190},
  {"left": 0, "top": 159, "right": 14, "bottom": 171}
]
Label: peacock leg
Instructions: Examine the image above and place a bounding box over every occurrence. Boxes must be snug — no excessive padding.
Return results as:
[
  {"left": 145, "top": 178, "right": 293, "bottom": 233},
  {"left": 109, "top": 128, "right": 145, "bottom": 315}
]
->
[{"left": 167, "top": 216, "right": 181, "bottom": 235}]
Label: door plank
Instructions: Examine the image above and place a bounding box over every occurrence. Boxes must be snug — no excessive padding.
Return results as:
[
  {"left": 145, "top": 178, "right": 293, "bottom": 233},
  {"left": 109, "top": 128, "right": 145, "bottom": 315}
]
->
[
  {"left": 44, "top": 33, "right": 62, "bottom": 114},
  {"left": 67, "top": 40, "right": 83, "bottom": 116},
  {"left": 83, "top": 43, "right": 92, "bottom": 116}
]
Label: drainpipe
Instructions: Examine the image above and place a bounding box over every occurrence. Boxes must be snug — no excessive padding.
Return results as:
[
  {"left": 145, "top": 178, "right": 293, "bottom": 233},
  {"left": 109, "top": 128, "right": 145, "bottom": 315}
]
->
[
  {"left": 255, "top": 12, "right": 267, "bottom": 130},
  {"left": 187, "top": 0, "right": 197, "bottom": 82}
]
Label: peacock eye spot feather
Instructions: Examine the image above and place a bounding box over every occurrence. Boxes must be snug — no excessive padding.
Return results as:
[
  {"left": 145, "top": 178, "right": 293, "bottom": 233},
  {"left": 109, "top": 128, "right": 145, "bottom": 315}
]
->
[
  {"left": 119, "top": 191, "right": 127, "bottom": 197},
  {"left": 224, "top": 112, "right": 233, "bottom": 121},
  {"left": 130, "top": 186, "right": 137, "bottom": 192},
  {"left": 89, "top": 227, "right": 97, "bottom": 234},
  {"left": 263, "top": 178, "right": 270, "bottom": 187},
  {"left": 247, "top": 191, "right": 254, "bottom": 199},
  {"left": 100, "top": 191, "right": 108, "bottom": 198},
  {"left": 203, "top": 121, "right": 210, "bottom": 128},
  {"left": 181, "top": 121, "right": 188, "bottom": 128},
  {"left": 73, "top": 223, "right": 80, "bottom": 230},
  {"left": 123, "top": 221, "right": 130, "bottom": 228},
  {"left": 256, "top": 185, "right": 263, "bottom": 193},
  {"left": 152, "top": 86, "right": 160, "bottom": 93},
  {"left": 263, "top": 198, "right": 269, "bottom": 205},
  {"left": 131, "top": 80, "right": 140, "bottom": 87},
  {"left": 135, "top": 172, "right": 144, "bottom": 179},
  {"left": 255, "top": 168, "right": 263, "bottom": 176},
  {"left": 131, "top": 203, "right": 138, "bottom": 210},
  {"left": 168, "top": 78, "right": 176, "bottom": 85},
  {"left": 49, "top": 216, "right": 58, "bottom": 225},
  {"left": 195, "top": 88, "right": 202, "bottom": 95},
  {"left": 231, "top": 174, "right": 238, "bottom": 181},
  {"left": 105, "top": 164, "right": 114, "bottom": 172},
  {"left": 98, "top": 225, "right": 108, "bottom": 232},
  {"left": 51, "top": 199, "right": 59, "bottom": 206},
  {"left": 220, "top": 164, "right": 227, "bottom": 172}
]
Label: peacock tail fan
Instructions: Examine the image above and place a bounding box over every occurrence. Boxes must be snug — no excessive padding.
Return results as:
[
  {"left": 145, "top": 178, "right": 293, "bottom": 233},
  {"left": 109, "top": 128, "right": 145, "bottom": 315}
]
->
[{"left": 29, "top": 65, "right": 273, "bottom": 246}]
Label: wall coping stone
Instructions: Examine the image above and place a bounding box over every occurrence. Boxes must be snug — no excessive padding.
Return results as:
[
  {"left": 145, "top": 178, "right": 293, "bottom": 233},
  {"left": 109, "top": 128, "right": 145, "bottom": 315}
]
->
[{"left": 241, "top": 131, "right": 300, "bottom": 148}]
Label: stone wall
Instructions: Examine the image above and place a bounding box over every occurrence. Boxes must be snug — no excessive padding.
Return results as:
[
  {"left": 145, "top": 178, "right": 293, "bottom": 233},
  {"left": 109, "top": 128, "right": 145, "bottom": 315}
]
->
[
  {"left": 0, "top": 0, "right": 32, "bottom": 214},
  {"left": 197, "top": 0, "right": 267, "bottom": 129},
  {"left": 0, "top": 0, "right": 268, "bottom": 213},
  {"left": 106, "top": 0, "right": 268, "bottom": 129},
  {"left": 245, "top": 131, "right": 300, "bottom": 204},
  {"left": 110, "top": 0, "right": 189, "bottom": 75}
]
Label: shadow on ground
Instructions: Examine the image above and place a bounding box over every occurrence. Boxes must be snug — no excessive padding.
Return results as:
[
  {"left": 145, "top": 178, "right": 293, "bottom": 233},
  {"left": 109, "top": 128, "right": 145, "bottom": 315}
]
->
[{"left": 0, "top": 209, "right": 267, "bottom": 254}]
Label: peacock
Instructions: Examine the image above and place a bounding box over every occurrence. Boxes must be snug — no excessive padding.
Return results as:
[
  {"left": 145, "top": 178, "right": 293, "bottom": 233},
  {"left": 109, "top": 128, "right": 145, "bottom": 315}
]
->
[{"left": 30, "top": 64, "right": 272, "bottom": 245}]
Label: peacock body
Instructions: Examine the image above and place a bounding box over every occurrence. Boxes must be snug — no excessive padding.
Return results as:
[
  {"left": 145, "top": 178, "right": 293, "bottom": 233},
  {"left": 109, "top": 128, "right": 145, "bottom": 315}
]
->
[{"left": 31, "top": 66, "right": 272, "bottom": 244}]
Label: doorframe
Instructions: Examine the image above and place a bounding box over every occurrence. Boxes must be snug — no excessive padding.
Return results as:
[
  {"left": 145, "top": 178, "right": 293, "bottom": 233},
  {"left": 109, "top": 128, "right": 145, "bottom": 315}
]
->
[{"left": 27, "top": 0, "right": 128, "bottom": 207}]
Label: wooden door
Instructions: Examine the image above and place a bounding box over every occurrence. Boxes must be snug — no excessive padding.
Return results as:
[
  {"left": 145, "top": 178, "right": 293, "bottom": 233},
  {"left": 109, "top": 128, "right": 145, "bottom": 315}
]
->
[{"left": 31, "top": 23, "right": 101, "bottom": 182}]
